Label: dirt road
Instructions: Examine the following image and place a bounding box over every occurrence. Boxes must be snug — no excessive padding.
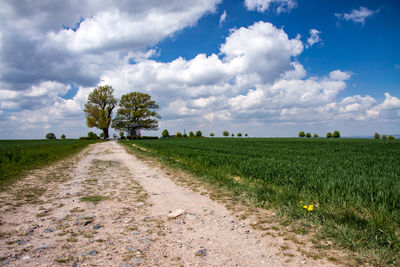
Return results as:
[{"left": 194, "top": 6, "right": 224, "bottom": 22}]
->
[{"left": 0, "top": 141, "right": 340, "bottom": 266}]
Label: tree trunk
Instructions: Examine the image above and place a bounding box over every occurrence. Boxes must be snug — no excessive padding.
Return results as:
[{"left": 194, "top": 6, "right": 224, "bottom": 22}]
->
[{"left": 103, "top": 128, "right": 109, "bottom": 139}]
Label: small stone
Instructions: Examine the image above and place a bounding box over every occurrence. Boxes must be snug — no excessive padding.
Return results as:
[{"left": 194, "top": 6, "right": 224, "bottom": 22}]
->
[
  {"left": 93, "top": 224, "right": 101, "bottom": 230},
  {"left": 168, "top": 209, "right": 185, "bottom": 219},
  {"left": 186, "top": 213, "right": 197, "bottom": 219},
  {"left": 37, "top": 243, "right": 51, "bottom": 251},
  {"left": 73, "top": 220, "right": 78, "bottom": 226},
  {"left": 132, "top": 258, "right": 145, "bottom": 264},
  {"left": 126, "top": 247, "right": 139, "bottom": 252},
  {"left": 16, "top": 240, "right": 27, "bottom": 245},
  {"left": 83, "top": 220, "right": 92, "bottom": 226},
  {"left": 43, "top": 228, "right": 54, "bottom": 233},
  {"left": 22, "top": 255, "right": 30, "bottom": 260},
  {"left": 77, "top": 250, "right": 98, "bottom": 257},
  {"left": 66, "top": 193, "right": 71, "bottom": 196},
  {"left": 120, "top": 263, "right": 133, "bottom": 267},
  {"left": 195, "top": 248, "right": 207, "bottom": 257},
  {"left": 79, "top": 227, "right": 87, "bottom": 230},
  {"left": 244, "top": 230, "right": 250, "bottom": 234}
]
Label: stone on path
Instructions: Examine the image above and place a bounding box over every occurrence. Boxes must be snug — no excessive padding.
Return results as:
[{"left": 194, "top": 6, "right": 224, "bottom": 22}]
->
[{"left": 167, "top": 209, "right": 185, "bottom": 219}]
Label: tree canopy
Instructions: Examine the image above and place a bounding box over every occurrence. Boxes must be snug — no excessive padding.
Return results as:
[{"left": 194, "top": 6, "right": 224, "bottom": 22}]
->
[
  {"left": 112, "top": 92, "right": 160, "bottom": 137},
  {"left": 84, "top": 85, "right": 117, "bottom": 139}
]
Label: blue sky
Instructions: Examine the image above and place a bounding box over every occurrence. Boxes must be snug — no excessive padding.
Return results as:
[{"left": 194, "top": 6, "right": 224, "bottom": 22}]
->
[{"left": 0, "top": 0, "right": 399, "bottom": 138}]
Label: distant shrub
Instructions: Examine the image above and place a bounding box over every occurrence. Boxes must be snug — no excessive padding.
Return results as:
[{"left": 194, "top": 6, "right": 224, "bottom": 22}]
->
[
  {"left": 46, "top": 133, "right": 56, "bottom": 140},
  {"left": 176, "top": 132, "right": 182, "bottom": 137},
  {"left": 245, "top": 133, "right": 248, "bottom": 137},
  {"left": 382, "top": 134, "right": 387, "bottom": 139},
  {"left": 326, "top": 132, "right": 333, "bottom": 138},
  {"left": 237, "top": 133, "right": 242, "bottom": 137},
  {"left": 88, "top": 132, "right": 99, "bottom": 140},
  {"left": 183, "top": 133, "right": 188, "bottom": 137},
  {"left": 223, "top": 131, "right": 229, "bottom": 137},
  {"left": 388, "top": 135, "right": 395, "bottom": 140},
  {"left": 99, "top": 132, "right": 104, "bottom": 138},
  {"left": 210, "top": 133, "right": 215, "bottom": 137},
  {"left": 61, "top": 134, "right": 66, "bottom": 139},
  {"left": 306, "top": 132, "right": 311, "bottom": 138},
  {"left": 231, "top": 133, "right": 234, "bottom": 137},
  {"left": 162, "top": 129, "right": 169, "bottom": 138},
  {"left": 298, "top": 131, "right": 305, "bottom": 138},
  {"left": 374, "top": 132, "right": 380, "bottom": 139},
  {"left": 189, "top": 131, "right": 195, "bottom": 137},
  {"left": 313, "top": 134, "right": 318, "bottom": 138},
  {"left": 119, "top": 131, "right": 125, "bottom": 140},
  {"left": 196, "top": 130, "right": 202, "bottom": 137},
  {"left": 333, "top": 131, "right": 340, "bottom": 138}
]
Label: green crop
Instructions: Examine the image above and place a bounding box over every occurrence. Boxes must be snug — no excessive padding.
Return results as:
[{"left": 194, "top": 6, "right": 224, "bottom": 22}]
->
[
  {"left": 0, "top": 139, "right": 97, "bottom": 189},
  {"left": 122, "top": 138, "right": 400, "bottom": 265}
]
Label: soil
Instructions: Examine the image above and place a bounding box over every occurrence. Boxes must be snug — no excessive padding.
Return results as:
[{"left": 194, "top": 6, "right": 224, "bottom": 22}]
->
[{"left": 0, "top": 141, "right": 343, "bottom": 266}]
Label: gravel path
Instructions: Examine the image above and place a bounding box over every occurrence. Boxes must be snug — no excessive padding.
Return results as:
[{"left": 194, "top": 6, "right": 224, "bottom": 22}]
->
[{"left": 0, "top": 141, "right": 341, "bottom": 266}]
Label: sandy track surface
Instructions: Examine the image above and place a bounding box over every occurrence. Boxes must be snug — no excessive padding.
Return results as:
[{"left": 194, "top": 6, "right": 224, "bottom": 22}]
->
[{"left": 0, "top": 141, "right": 340, "bottom": 266}]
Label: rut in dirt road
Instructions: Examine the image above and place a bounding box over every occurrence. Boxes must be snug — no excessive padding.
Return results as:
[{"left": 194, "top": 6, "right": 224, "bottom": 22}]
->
[{"left": 0, "top": 141, "right": 341, "bottom": 266}]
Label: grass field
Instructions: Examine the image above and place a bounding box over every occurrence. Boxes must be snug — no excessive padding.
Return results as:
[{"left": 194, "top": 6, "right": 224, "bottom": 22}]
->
[
  {"left": 122, "top": 138, "right": 400, "bottom": 265},
  {"left": 0, "top": 139, "right": 97, "bottom": 189}
]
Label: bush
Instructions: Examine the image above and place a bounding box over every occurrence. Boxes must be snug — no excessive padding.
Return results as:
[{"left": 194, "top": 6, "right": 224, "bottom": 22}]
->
[
  {"left": 100, "top": 132, "right": 104, "bottom": 138},
  {"left": 196, "top": 130, "right": 202, "bottom": 137},
  {"left": 183, "top": 133, "right": 188, "bottom": 137},
  {"left": 306, "top": 132, "right": 311, "bottom": 138},
  {"left": 237, "top": 133, "right": 242, "bottom": 137},
  {"left": 223, "top": 131, "right": 229, "bottom": 137},
  {"left": 189, "top": 131, "right": 194, "bottom": 137},
  {"left": 46, "top": 133, "right": 56, "bottom": 140},
  {"left": 161, "top": 129, "right": 169, "bottom": 138},
  {"left": 298, "top": 131, "right": 305, "bottom": 138},
  {"left": 88, "top": 131, "right": 99, "bottom": 140},
  {"left": 313, "top": 134, "right": 318, "bottom": 138},
  {"left": 176, "top": 132, "right": 182, "bottom": 137},
  {"left": 61, "top": 134, "right": 66, "bottom": 139},
  {"left": 326, "top": 132, "right": 333, "bottom": 138},
  {"left": 333, "top": 131, "right": 340, "bottom": 138},
  {"left": 245, "top": 133, "right": 248, "bottom": 137},
  {"left": 374, "top": 132, "right": 380, "bottom": 139},
  {"left": 388, "top": 135, "right": 395, "bottom": 140},
  {"left": 210, "top": 133, "right": 215, "bottom": 137},
  {"left": 231, "top": 133, "right": 234, "bottom": 137},
  {"left": 382, "top": 134, "right": 387, "bottom": 140}
]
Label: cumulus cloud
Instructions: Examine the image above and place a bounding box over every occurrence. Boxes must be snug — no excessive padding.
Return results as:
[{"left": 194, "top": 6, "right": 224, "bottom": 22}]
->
[
  {"left": 244, "top": 0, "right": 297, "bottom": 14},
  {"left": 306, "top": 29, "right": 322, "bottom": 48},
  {"left": 335, "top": 6, "right": 379, "bottom": 25}
]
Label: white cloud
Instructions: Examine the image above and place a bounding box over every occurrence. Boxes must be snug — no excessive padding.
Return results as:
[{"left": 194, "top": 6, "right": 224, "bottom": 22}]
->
[
  {"left": 335, "top": 6, "right": 378, "bottom": 25},
  {"left": 306, "top": 29, "right": 322, "bottom": 48},
  {"left": 244, "top": 0, "right": 297, "bottom": 14},
  {"left": 219, "top": 10, "right": 227, "bottom": 25}
]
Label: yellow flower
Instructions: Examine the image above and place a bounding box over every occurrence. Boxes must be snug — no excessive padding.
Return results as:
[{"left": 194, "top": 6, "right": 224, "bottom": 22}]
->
[
  {"left": 299, "top": 201, "right": 303, "bottom": 204},
  {"left": 308, "top": 205, "right": 314, "bottom": 211},
  {"left": 303, "top": 205, "right": 308, "bottom": 209}
]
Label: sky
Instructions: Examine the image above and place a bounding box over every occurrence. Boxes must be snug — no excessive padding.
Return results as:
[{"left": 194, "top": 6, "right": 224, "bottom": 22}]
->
[{"left": 0, "top": 0, "right": 399, "bottom": 139}]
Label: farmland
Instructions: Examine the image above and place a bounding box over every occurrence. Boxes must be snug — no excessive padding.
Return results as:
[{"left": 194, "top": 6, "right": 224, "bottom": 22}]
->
[
  {"left": 123, "top": 138, "right": 400, "bottom": 264},
  {"left": 0, "top": 139, "right": 97, "bottom": 189}
]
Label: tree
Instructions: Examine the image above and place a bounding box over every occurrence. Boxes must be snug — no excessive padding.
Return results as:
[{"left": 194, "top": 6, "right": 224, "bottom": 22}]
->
[
  {"left": 210, "top": 133, "right": 215, "bottom": 137},
  {"left": 298, "top": 131, "right": 305, "bottom": 138},
  {"left": 333, "top": 131, "right": 340, "bottom": 138},
  {"left": 162, "top": 129, "right": 169, "bottom": 138},
  {"left": 388, "top": 135, "right": 395, "bottom": 140},
  {"left": 196, "top": 130, "right": 202, "bottom": 137},
  {"left": 183, "top": 133, "right": 188, "bottom": 137},
  {"left": 176, "top": 132, "right": 182, "bottom": 137},
  {"left": 381, "top": 134, "right": 387, "bottom": 139},
  {"left": 313, "top": 134, "right": 319, "bottom": 138},
  {"left": 189, "top": 131, "right": 194, "bottom": 137},
  {"left": 61, "top": 134, "right": 66, "bottom": 139},
  {"left": 84, "top": 85, "right": 117, "bottom": 139},
  {"left": 223, "top": 131, "right": 229, "bottom": 137},
  {"left": 326, "top": 132, "right": 333, "bottom": 138},
  {"left": 306, "top": 132, "right": 311, "bottom": 138},
  {"left": 245, "top": 133, "right": 248, "bottom": 137},
  {"left": 112, "top": 92, "right": 160, "bottom": 137},
  {"left": 237, "top": 133, "right": 242, "bottom": 137},
  {"left": 374, "top": 132, "right": 380, "bottom": 139},
  {"left": 46, "top": 133, "right": 56, "bottom": 140},
  {"left": 231, "top": 133, "right": 234, "bottom": 137}
]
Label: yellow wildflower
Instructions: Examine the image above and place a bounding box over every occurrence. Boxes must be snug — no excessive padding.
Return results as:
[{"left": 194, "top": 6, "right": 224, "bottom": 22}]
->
[
  {"left": 303, "top": 205, "right": 308, "bottom": 209},
  {"left": 299, "top": 201, "right": 303, "bottom": 204},
  {"left": 308, "top": 205, "right": 314, "bottom": 211}
]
